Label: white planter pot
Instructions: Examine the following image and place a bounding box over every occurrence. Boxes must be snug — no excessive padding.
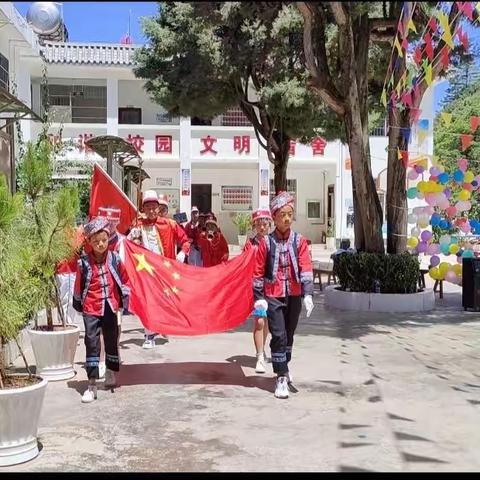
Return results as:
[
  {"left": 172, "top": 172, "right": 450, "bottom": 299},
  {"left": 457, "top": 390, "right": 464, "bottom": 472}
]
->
[
  {"left": 28, "top": 325, "right": 80, "bottom": 381},
  {"left": 0, "top": 375, "right": 47, "bottom": 466},
  {"left": 326, "top": 237, "right": 336, "bottom": 250},
  {"left": 238, "top": 235, "right": 247, "bottom": 247},
  {"left": 325, "top": 286, "right": 435, "bottom": 312}
]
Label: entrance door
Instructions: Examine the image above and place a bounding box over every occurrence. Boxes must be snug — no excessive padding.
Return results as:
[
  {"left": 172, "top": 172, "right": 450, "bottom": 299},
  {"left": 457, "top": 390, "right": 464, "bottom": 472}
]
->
[
  {"left": 327, "top": 185, "right": 335, "bottom": 220},
  {"left": 191, "top": 184, "right": 212, "bottom": 214}
]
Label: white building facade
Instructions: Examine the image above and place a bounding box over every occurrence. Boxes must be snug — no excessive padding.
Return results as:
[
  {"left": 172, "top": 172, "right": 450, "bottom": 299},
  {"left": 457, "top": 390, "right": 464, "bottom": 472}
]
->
[{"left": 1, "top": 2, "right": 393, "bottom": 244}]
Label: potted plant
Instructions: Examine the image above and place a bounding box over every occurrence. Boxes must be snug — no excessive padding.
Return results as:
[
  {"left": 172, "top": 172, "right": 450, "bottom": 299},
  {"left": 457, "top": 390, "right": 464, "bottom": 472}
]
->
[
  {"left": 232, "top": 212, "right": 251, "bottom": 247},
  {"left": 18, "top": 138, "right": 81, "bottom": 382},
  {"left": 326, "top": 217, "right": 336, "bottom": 250},
  {"left": 0, "top": 175, "right": 48, "bottom": 466}
]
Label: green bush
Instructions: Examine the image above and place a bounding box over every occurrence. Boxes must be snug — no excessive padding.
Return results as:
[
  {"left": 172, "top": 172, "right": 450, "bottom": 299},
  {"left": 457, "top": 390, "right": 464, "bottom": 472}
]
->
[
  {"left": 232, "top": 212, "right": 251, "bottom": 235},
  {"left": 333, "top": 252, "right": 420, "bottom": 294}
]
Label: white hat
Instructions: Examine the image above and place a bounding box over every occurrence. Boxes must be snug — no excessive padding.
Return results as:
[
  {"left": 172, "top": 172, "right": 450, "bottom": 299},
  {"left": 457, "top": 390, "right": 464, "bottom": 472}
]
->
[
  {"left": 158, "top": 194, "right": 169, "bottom": 208},
  {"left": 142, "top": 190, "right": 159, "bottom": 206},
  {"left": 191, "top": 205, "right": 199, "bottom": 213}
]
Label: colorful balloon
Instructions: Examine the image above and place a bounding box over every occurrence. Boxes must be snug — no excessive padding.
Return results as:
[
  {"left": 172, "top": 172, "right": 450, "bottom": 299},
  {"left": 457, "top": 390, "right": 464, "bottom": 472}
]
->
[
  {"left": 407, "top": 237, "right": 419, "bottom": 249},
  {"left": 454, "top": 170, "right": 465, "bottom": 182},
  {"left": 430, "top": 255, "right": 440, "bottom": 267}
]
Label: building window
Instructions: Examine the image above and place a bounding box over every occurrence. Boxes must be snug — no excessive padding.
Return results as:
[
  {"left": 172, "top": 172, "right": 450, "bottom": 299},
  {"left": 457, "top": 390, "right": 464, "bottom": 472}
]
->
[
  {"left": 221, "top": 186, "right": 253, "bottom": 211},
  {"left": 0, "top": 53, "right": 9, "bottom": 91},
  {"left": 191, "top": 117, "right": 212, "bottom": 126},
  {"left": 119, "top": 107, "right": 142, "bottom": 124},
  {"left": 307, "top": 200, "right": 324, "bottom": 222},
  {"left": 43, "top": 84, "right": 107, "bottom": 123},
  {"left": 221, "top": 107, "right": 252, "bottom": 126}
]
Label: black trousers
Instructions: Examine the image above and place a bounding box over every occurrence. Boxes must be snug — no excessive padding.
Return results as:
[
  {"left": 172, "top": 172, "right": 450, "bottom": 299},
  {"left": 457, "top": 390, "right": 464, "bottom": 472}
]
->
[
  {"left": 267, "top": 296, "right": 302, "bottom": 376},
  {"left": 83, "top": 302, "right": 119, "bottom": 380}
]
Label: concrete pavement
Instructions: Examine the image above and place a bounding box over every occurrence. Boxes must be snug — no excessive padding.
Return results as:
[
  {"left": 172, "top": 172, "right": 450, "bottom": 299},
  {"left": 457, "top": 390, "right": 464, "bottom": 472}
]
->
[{"left": 4, "top": 280, "right": 480, "bottom": 472}]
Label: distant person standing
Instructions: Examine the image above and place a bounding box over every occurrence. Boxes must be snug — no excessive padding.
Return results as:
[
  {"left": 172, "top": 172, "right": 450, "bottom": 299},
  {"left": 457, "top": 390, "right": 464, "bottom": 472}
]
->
[{"left": 185, "top": 206, "right": 203, "bottom": 266}]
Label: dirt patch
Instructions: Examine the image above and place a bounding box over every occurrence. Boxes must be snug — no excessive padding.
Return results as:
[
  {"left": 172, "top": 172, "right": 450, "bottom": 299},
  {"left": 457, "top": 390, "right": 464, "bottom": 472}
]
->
[{"left": 2, "top": 375, "right": 41, "bottom": 390}]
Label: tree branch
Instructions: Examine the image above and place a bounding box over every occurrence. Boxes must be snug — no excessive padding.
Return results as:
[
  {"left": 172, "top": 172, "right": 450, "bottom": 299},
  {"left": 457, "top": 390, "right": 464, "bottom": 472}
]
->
[{"left": 296, "top": 2, "right": 346, "bottom": 116}]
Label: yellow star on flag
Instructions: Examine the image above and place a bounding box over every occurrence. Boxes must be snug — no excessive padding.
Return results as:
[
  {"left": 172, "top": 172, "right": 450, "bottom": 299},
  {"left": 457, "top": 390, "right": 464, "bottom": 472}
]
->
[
  {"left": 134, "top": 254, "right": 155, "bottom": 276},
  {"left": 171, "top": 286, "right": 179, "bottom": 294},
  {"left": 164, "top": 288, "right": 171, "bottom": 297},
  {"left": 172, "top": 272, "right": 180, "bottom": 280},
  {"left": 164, "top": 260, "right": 172, "bottom": 268}
]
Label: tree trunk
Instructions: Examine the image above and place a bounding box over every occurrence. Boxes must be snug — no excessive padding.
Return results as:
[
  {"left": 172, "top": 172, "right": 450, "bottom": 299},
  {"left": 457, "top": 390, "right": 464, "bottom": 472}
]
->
[
  {"left": 387, "top": 108, "right": 408, "bottom": 253},
  {"left": 272, "top": 134, "right": 291, "bottom": 194}
]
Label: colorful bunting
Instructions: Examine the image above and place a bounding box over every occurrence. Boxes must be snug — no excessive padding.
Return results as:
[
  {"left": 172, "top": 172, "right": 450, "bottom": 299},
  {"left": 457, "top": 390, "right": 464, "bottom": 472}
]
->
[
  {"left": 425, "top": 62, "right": 433, "bottom": 86},
  {"left": 460, "top": 1, "right": 474, "bottom": 20},
  {"left": 427, "top": 16, "right": 438, "bottom": 33},
  {"left": 461, "top": 134, "right": 474, "bottom": 151},
  {"left": 413, "top": 46, "right": 423, "bottom": 66},
  {"left": 441, "top": 112, "right": 453, "bottom": 126},
  {"left": 438, "top": 11, "right": 454, "bottom": 48},
  {"left": 418, "top": 129, "right": 428, "bottom": 145},
  {"left": 402, "top": 37, "right": 409, "bottom": 50},
  {"left": 400, "top": 127, "right": 411, "bottom": 144},
  {"left": 418, "top": 119, "right": 429, "bottom": 131},
  {"left": 410, "top": 107, "right": 422, "bottom": 124},
  {"left": 407, "top": 18, "right": 417, "bottom": 34},
  {"left": 401, "top": 90, "right": 413, "bottom": 108},
  {"left": 394, "top": 35, "right": 403, "bottom": 57},
  {"left": 398, "top": 19, "right": 405, "bottom": 38},
  {"left": 470, "top": 116, "right": 480, "bottom": 133},
  {"left": 400, "top": 150, "right": 409, "bottom": 168},
  {"left": 381, "top": 89, "right": 387, "bottom": 107},
  {"left": 424, "top": 32, "right": 434, "bottom": 61}
]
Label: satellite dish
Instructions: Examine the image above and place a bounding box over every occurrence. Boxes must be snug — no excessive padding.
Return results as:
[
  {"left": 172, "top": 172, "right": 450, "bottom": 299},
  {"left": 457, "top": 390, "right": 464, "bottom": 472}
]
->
[{"left": 26, "top": 2, "right": 62, "bottom": 35}]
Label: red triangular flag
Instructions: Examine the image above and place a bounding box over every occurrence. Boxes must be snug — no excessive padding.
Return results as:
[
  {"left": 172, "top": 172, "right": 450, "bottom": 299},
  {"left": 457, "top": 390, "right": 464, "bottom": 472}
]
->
[
  {"left": 471, "top": 116, "right": 480, "bottom": 133},
  {"left": 460, "top": 29, "right": 469, "bottom": 50},
  {"left": 400, "top": 150, "right": 409, "bottom": 168},
  {"left": 89, "top": 163, "right": 138, "bottom": 234},
  {"left": 461, "top": 134, "right": 474, "bottom": 151},
  {"left": 427, "top": 16, "right": 438, "bottom": 33},
  {"left": 123, "top": 240, "right": 256, "bottom": 335},
  {"left": 441, "top": 46, "right": 450, "bottom": 70},
  {"left": 410, "top": 107, "right": 422, "bottom": 124},
  {"left": 402, "top": 37, "right": 409, "bottom": 50},
  {"left": 424, "top": 32, "right": 434, "bottom": 61},
  {"left": 414, "top": 46, "right": 423, "bottom": 66},
  {"left": 461, "top": 1, "right": 474, "bottom": 20},
  {"left": 402, "top": 90, "right": 413, "bottom": 108}
]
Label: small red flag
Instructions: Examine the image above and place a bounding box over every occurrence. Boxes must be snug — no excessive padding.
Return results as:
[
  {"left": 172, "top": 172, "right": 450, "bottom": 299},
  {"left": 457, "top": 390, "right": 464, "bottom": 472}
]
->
[
  {"left": 424, "top": 32, "right": 434, "bottom": 61},
  {"left": 123, "top": 240, "right": 256, "bottom": 336},
  {"left": 441, "top": 46, "right": 450, "bottom": 70},
  {"left": 461, "top": 134, "right": 474, "bottom": 151},
  {"left": 410, "top": 107, "right": 422, "bottom": 124},
  {"left": 400, "top": 150, "right": 409, "bottom": 168},
  {"left": 427, "top": 16, "right": 438, "bottom": 33},
  {"left": 413, "top": 46, "right": 423, "bottom": 66},
  {"left": 89, "top": 163, "right": 137, "bottom": 234},
  {"left": 471, "top": 116, "right": 480, "bottom": 133}
]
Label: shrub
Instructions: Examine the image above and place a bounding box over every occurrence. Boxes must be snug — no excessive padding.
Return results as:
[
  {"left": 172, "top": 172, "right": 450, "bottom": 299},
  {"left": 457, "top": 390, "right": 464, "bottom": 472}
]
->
[
  {"left": 333, "top": 252, "right": 420, "bottom": 294},
  {"left": 232, "top": 212, "right": 251, "bottom": 235}
]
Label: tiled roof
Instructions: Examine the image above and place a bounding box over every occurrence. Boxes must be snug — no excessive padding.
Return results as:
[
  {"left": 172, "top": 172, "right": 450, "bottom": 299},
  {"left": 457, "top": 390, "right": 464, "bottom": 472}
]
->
[{"left": 41, "top": 42, "right": 139, "bottom": 66}]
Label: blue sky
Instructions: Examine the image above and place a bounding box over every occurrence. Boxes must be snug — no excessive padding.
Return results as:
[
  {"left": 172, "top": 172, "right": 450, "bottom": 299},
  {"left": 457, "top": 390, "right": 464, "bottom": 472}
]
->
[{"left": 14, "top": 2, "right": 158, "bottom": 44}]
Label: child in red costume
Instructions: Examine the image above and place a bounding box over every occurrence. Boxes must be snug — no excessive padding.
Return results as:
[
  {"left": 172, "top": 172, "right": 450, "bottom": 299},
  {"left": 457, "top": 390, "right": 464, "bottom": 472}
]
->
[{"left": 197, "top": 218, "right": 229, "bottom": 267}]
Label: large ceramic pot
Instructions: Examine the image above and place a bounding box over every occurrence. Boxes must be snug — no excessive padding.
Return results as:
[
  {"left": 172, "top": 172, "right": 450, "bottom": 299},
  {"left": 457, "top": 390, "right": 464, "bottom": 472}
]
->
[
  {"left": 0, "top": 375, "right": 47, "bottom": 466},
  {"left": 28, "top": 325, "right": 80, "bottom": 381},
  {"left": 326, "top": 237, "right": 336, "bottom": 250}
]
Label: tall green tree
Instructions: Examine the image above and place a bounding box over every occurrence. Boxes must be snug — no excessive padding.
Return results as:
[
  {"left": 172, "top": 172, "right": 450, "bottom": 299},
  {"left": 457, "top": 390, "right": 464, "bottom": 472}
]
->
[
  {"left": 297, "top": 1, "right": 403, "bottom": 252},
  {"left": 134, "top": 2, "right": 330, "bottom": 193}
]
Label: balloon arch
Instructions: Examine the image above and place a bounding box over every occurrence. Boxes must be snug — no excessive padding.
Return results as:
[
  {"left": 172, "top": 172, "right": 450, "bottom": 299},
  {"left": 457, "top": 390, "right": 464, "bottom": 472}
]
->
[{"left": 406, "top": 158, "right": 479, "bottom": 286}]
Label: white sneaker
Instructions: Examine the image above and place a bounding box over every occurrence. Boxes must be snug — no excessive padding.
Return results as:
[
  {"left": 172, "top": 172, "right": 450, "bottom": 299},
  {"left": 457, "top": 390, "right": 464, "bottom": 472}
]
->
[
  {"left": 274, "top": 376, "right": 289, "bottom": 399},
  {"left": 142, "top": 338, "right": 155, "bottom": 349},
  {"left": 81, "top": 385, "right": 97, "bottom": 403},
  {"left": 98, "top": 362, "right": 106, "bottom": 379},
  {"left": 255, "top": 355, "right": 266, "bottom": 374},
  {"left": 264, "top": 353, "right": 272, "bottom": 363},
  {"left": 104, "top": 369, "right": 117, "bottom": 388}
]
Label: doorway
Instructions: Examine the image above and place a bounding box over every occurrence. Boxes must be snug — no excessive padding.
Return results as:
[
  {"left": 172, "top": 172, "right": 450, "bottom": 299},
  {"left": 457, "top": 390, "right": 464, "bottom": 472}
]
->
[
  {"left": 191, "top": 184, "right": 212, "bottom": 214},
  {"left": 327, "top": 185, "right": 335, "bottom": 220}
]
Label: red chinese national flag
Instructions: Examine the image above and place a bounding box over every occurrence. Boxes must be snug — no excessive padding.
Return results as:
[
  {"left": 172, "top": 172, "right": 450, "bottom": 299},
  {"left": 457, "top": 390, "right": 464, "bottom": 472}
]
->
[
  {"left": 89, "top": 163, "right": 137, "bottom": 234},
  {"left": 124, "top": 240, "right": 255, "bottom": 335}
]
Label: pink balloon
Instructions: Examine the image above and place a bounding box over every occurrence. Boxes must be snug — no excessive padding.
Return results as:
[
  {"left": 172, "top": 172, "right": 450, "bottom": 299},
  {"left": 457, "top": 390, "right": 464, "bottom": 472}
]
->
[
  {"left": 430, "top": 255, "right": 440, "bottom": 267},
  {"left": 425, "top": 193, "right": 436, "bottom": 206},
  {"left": 418, "top": 242, "right": 428, "bottom": 253},
  {"left": 425, "top": 205, "right": 435, "bottom": 215},
  {"left": 408, "top": 169, "right": 419, "bottom": 180},
  {"left": 446, "top": 206, "right": 457, "bottom": 217},
  {"left": 458, "top": 158, "right": 468, "bottom": 172},
  {"left": 430, "top": 167, "right": 441, "bottom": 176},
  {"left": 464, "top": 201, "right": 472, "bottom": 211},
  {"left": 427, "top": 244, "right": 437, "bottom": 255},
  {"left": 445, "top": 271, "right": 458, "bottom": 283},
  {"left": 461, "top": 222, "right": 471, "bottom": 233}
]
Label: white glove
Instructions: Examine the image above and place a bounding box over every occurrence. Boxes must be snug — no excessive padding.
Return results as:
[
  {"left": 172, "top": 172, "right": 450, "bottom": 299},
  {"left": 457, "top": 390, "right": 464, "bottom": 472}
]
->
[
  {"left": 304, "top": 295, "right": 314, "bottom": 318},
  {"left": 254, "top": 299, "right": 268, "bottom": 311},
  {"left": 176, "top": 251, "right": 186, "bottom": 263}
]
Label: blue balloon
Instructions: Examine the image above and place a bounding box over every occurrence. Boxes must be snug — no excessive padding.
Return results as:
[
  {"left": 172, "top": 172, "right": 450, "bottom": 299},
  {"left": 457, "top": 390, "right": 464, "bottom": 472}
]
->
[
  {"left": 454, "top": 170, "right": 465, "bottom": 182},
  {"left": 439, "top": 219, "right": 449, "bottom": 229},
  {"left": 473, "top": 180, "right": 478, "bottom": 187},
  {"left": 441, "top": 244, "right": 451, "bottom": 255},
  {"left": 438, "top": 172, "right": 449, "bottom": 184},
  {"left": 431, "top": 214, "right": 441, "bottom": 227},
  {"left": 463, "top": 250, "right": 474, "bottom": 258}
]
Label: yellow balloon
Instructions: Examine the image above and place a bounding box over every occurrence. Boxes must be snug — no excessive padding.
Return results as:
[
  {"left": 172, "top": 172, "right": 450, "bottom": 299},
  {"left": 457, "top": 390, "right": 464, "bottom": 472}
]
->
[
  {"left": 464, "top": 171, "right": 475, "bottom": 183},
  {"left": 407, "top": 237, "right": 419, "bottom": 249},
  {"left": 429, "top": 267, "right": 440, "bottom": 280},
  {"left": 427, "top": 180, "right": 437, "bottom": 193},
  {"left": 439, "top": 262, "right": 450, "bottom": 276},
  {"left": 449, "top": 244, "right": 460, "bottom": 254},
  {"left": 459, "top": 189, "right": 471, "bottom": 201},
  {"left": 452, "top": 264, "right": 462, "bottom": 276},
  {"left": 417, "top": 181, "right": 426, "bottom": 193}
]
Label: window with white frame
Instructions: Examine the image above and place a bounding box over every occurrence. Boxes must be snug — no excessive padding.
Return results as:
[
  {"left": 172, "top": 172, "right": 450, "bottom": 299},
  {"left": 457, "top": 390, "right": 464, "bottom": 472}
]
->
[{"left": 307, "top": 199, "right": 324, "bottom": 222}]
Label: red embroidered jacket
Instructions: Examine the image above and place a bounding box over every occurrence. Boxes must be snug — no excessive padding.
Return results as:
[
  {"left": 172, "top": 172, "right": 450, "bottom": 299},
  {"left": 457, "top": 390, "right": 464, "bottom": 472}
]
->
[
  {"left": 73, "top": 251, "right": 130, "bottom": 316},
  {"left": 253, "top": 229, "right": 313, "bottom": 299},
  {"left": 197, "top": 231, "right": 229, "bottom": 267},
  {"left": 137, "top": 217, "right": 190, "bottom": 259}
]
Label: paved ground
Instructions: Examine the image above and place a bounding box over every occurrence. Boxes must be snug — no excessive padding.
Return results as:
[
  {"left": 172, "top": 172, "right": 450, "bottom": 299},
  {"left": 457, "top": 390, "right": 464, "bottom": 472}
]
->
[{"left": 5, "top": 278, "right": 480, "bottom": 472}]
